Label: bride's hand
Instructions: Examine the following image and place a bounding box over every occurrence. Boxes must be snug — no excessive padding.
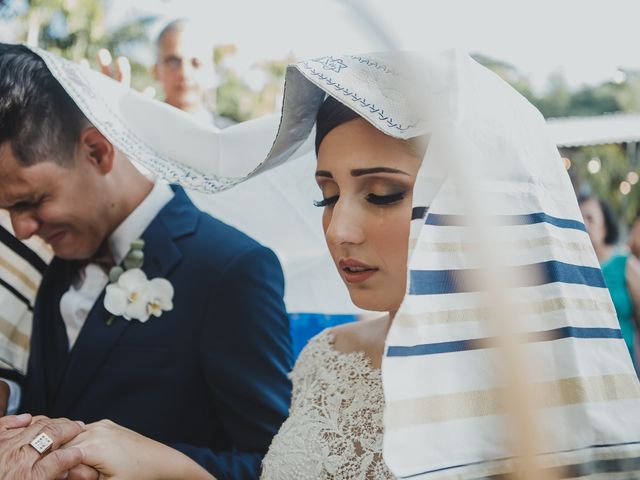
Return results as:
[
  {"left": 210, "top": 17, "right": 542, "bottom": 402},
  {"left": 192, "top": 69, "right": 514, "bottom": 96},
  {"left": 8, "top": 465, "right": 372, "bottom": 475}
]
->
[{"left": 63, "top": 419, "right": 214, "bottom": 480}]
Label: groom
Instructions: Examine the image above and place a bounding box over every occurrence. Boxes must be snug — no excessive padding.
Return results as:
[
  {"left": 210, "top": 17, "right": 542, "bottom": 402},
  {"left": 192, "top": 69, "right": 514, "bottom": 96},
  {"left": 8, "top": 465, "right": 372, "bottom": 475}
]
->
[{"left": 0, "top": 44, "right": 292, "bottom": 479}]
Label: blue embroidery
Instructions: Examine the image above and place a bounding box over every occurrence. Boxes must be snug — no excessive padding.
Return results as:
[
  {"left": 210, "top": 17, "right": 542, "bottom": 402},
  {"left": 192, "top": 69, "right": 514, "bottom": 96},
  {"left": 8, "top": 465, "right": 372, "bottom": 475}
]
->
[
  {"left": 299, "top": 61, "right": 416, "bottom": 132},
  {"left": 349, "top": 55, "right": 395, "bottom": 75},
  {"left": 311, "top": 56, "right": 348, "bottom": 73}
]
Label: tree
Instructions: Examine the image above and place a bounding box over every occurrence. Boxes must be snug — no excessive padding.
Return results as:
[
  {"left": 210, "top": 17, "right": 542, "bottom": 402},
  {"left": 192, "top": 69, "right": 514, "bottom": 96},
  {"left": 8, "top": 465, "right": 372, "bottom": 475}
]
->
[
  {"left": 2, "top": 0, "right": 155, "bottom": 90},
  {"left": 475, "top": 53, "right": 640, "bottom": 225}
]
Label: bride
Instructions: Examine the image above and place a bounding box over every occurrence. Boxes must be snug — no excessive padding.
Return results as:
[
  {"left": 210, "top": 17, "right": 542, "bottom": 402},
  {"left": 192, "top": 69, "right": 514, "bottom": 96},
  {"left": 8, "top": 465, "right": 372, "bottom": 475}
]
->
[{"left": 7, "top": 49, "right": 640, "bottom": 479}]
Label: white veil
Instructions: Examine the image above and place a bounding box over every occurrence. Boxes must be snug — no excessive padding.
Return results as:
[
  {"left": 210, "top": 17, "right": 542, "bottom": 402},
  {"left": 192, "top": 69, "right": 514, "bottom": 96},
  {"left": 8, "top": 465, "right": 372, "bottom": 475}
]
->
[{"left": 29, "top": 45, "right": 640, "bottom": 478}]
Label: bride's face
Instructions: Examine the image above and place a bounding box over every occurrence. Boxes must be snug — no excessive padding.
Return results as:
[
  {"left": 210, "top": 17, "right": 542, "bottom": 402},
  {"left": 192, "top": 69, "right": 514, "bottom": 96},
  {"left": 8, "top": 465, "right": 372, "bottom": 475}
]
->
[{"left": 315, "top": 118, "right": 420, "bottom": 313}]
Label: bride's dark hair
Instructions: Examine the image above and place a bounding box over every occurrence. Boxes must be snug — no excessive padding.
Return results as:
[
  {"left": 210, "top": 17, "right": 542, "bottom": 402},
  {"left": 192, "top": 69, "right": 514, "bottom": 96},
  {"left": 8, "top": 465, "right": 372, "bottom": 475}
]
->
[
  {"left": 315, "top": 94, "right": 427, "bottom": 159},
  {"left": 315, "top": 95, "right": 360, "bottom": 154}
]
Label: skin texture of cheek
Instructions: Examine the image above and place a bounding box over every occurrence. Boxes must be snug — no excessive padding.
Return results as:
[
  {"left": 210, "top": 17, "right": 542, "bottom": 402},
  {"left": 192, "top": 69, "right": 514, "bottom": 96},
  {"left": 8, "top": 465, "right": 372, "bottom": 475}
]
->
[
  {"left": 580, "top": 199, "right": 607, "bottom": 248},
  {"left": 327, "top": 203, "right": 411, "bottom": 313},
  {"left": 39, "top": 186, "right": 109, "bottom": 259},
  {"left": 375, "top": 207, "right": 411, "bottom": 309}
]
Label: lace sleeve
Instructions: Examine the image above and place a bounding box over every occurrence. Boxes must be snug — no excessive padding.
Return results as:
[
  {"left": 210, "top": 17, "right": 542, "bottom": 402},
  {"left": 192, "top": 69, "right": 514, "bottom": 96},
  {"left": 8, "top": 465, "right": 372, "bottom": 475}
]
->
[{"left": 261, "top": 329, "right": 394, "bottom": 479}]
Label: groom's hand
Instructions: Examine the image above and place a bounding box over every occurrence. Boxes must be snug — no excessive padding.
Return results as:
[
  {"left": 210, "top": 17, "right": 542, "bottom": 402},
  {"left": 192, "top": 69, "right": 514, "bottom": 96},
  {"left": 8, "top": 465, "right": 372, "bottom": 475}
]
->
[
  {"left": 0, "top": 414, "right": 85, "bottom": 479},
  {"left": 0, "top": 381, "right": 9, "bottom": 416}
]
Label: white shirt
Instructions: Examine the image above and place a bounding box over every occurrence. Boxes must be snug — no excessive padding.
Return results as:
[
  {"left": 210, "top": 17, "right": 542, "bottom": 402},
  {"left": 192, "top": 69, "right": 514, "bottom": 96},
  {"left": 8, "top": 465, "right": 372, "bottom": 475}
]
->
[{"left": 4, "top": 181, "right": 174, "bottom": 413}]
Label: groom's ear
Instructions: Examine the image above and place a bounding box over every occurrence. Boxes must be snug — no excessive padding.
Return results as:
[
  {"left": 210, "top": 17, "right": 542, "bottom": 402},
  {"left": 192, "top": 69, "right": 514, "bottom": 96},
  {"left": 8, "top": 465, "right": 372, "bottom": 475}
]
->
[{"left": 77, "top": 126, "right": 115, "bottom": 175}]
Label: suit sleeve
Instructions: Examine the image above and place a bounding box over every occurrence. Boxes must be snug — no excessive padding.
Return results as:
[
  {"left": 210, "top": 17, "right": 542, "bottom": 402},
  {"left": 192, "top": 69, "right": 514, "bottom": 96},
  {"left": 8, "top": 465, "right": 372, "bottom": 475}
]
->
[{"left": 174, "top": 245, "right": 293, "bottom": 479}]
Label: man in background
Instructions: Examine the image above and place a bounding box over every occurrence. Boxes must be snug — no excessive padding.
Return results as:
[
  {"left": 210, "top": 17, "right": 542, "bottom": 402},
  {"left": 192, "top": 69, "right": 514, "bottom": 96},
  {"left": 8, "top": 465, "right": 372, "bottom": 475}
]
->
[{"left": 99, "top": 19, "right": 234, "bottom": 128}]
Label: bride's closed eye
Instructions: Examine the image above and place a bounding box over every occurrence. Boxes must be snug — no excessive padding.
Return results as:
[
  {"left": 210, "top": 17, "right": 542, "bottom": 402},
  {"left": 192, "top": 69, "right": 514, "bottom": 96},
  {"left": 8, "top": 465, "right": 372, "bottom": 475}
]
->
[
  {"left": 313, "top": 191, "right": 406, "bottom": 207},
  {"left": 313, "top": 195, "right": 339, "bottom": 207},
  {"left": 366, "top": 192, "right": 406, "bottom": 205}
]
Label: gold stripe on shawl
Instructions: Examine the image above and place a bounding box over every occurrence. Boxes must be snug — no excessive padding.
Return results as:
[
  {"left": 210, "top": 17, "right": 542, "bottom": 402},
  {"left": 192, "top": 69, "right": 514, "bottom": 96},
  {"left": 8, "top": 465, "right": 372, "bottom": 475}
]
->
[
  {"left": 386, "top": 374, "right": 640, "bottom": 430},
  {"left": 0, "top": 255, "right": 39, "bottom": 295},
  {"left": 0, "top": 314, "right": 31, "bottom": 351},
  {"left": 410, "top": 236, "right": 593, "bottom": 254},
  {"left": 394, "top": 297, "right": 615, "bottom": 327}
]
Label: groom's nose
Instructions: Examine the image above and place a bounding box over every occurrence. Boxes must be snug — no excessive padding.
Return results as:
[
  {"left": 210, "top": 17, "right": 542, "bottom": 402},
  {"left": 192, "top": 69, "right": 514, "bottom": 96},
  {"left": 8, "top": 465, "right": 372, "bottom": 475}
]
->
[{"left": 10, "top": 211, "right": 40, "bottom": 240}]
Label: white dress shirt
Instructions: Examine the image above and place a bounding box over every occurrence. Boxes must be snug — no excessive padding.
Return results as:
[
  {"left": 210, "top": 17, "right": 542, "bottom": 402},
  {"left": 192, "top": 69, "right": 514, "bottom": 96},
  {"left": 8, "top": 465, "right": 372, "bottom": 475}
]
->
[{"left": 4, "top": 181, "right": 174, "bottom": 413}]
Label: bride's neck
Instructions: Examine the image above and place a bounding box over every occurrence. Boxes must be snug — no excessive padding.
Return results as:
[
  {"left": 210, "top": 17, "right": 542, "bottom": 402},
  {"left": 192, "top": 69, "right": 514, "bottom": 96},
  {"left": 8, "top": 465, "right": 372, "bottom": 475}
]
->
[{"left": 330, "top": 313, "right": 392, "bottom": 370}]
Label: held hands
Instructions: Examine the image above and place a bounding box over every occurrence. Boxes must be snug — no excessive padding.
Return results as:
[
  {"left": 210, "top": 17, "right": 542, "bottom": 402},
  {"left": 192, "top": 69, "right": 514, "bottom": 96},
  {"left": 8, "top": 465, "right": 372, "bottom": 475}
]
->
[
  {"left": 0, "top": 414, "right": 85, "bottom": 480},
  {"left": 0, "top": 414, "right": 213, "bottom": 479},
  {"left": 62, "top": 420, "right": 214, "bottom": 480}
]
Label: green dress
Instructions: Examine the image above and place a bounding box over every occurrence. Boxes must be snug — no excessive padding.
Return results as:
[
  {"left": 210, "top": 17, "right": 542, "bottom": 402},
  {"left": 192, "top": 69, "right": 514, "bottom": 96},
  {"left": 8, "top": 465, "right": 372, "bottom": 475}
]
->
[{"left": 601, "top": 253, "right": 637, "bottom": 367}]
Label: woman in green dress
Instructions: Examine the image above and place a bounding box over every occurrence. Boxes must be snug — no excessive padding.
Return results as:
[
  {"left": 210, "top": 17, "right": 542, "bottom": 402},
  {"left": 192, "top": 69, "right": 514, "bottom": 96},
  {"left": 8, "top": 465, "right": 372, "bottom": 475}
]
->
[{"left": 579, "top": 194, "right": 638, "bottom": 368}]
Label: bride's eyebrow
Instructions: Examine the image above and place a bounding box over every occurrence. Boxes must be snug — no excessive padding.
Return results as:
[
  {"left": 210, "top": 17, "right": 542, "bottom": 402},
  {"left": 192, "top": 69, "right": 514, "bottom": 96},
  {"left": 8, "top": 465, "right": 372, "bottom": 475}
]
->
[
  {"left": 351, "top": 167, "right": 409, "bottom": 177},
  {"left": 315, "top": 170, "right": 333, "bottom": 178}
]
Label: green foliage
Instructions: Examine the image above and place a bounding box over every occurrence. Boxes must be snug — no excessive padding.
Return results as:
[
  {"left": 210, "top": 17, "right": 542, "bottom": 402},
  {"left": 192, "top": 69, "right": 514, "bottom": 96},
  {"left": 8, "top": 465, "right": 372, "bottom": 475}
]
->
[
  {"left": 214, "top": 47, "right": 289, "bottom": 122},
  {"left": 569, "top": 144, "right": 640, "bottom": 227},
  {"left": 476, "top": 54, "right": 640, "bottom": 226},
  {"left": 215, "top": 72, "right": 254, "bottom": 122},
  {"left": 474, "top": 54, "right": 640, "bottom": 118},
  {"left": 7, "top": 0, "right": 155, "bottom": 90},
  {"left": 617, "top": 72, "right": 640, "bottom": 112}
]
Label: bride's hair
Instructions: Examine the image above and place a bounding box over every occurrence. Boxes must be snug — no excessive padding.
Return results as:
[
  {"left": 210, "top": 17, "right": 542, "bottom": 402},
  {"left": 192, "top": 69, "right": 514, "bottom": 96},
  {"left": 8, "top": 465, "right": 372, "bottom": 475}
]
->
[
  {"left": 315, "top": 95, "right": 360, "bottom": 154},
  {"left": 315, "top": 95, "right": 427, "bottom": 159}
]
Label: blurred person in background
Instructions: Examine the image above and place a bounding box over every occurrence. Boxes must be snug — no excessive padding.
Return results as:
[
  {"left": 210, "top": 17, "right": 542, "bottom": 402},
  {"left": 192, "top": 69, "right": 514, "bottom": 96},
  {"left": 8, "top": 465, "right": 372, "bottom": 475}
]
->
[
  {"left": 152, "top": 19, "right": 234, "bottom": 128},
  {"left": 98, "top": 19, "right": 234, "bottom": 128},
  {"left": 625, "top": 212, "right": 640, "bottom": 370},
  {"left": 579, "top": 194, "right": 637, "bottom": 368}
]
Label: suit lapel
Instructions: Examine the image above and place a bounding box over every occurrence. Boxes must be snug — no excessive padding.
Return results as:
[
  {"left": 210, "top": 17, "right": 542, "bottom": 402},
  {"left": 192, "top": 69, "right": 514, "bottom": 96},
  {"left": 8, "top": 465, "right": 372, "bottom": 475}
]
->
[{"left": 51, "top": 187, "right": 197, "bottom": 415}]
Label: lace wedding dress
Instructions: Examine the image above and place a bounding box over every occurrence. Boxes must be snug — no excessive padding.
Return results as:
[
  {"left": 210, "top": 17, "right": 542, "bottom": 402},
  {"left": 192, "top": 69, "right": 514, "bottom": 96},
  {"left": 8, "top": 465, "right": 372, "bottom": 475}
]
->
[{"left": 261, "top": 329, "right": 394, "bottom": 479}]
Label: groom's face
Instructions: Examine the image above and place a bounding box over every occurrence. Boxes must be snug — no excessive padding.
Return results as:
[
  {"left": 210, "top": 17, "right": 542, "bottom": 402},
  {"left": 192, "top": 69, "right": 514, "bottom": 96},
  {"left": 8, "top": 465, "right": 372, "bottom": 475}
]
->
[{"left": 0, "top": 140, "right": 113, "bottom": 260}]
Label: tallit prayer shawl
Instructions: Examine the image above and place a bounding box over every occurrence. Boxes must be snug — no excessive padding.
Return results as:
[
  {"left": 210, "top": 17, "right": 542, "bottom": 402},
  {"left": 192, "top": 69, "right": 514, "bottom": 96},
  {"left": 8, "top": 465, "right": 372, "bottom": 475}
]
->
[
  {"left": 28, "top": 45, "right": 640, "bottom": 478},
  {"left": 0, "top": 211, "right": 51, "bottom": 376}
]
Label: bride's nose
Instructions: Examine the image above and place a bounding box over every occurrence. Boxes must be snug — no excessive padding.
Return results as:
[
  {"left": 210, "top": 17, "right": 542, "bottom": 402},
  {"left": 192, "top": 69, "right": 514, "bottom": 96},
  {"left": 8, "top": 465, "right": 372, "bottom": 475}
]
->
[{"left": 324, "top": 199, "right": 365, "bottom": 247}]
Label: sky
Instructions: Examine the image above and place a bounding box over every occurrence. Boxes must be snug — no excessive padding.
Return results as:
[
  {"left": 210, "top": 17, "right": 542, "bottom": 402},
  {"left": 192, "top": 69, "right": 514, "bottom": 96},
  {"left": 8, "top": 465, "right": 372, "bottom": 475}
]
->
[{"left": 107, "top": 0, "right": 640, "bottom": 93}]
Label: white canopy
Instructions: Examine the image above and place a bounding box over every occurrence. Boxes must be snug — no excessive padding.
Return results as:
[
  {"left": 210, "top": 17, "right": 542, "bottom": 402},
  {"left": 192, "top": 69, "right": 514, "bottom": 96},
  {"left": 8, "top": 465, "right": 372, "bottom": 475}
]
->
[{"left": 546, "top": 112, "right": 640, "bottom": 148}]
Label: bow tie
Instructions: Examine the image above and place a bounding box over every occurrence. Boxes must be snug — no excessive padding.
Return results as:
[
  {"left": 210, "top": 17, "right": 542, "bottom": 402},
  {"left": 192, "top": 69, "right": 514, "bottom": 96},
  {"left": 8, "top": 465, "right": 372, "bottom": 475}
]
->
[{"left": 71, "top": 242, "right": 115, "bottom": 279}]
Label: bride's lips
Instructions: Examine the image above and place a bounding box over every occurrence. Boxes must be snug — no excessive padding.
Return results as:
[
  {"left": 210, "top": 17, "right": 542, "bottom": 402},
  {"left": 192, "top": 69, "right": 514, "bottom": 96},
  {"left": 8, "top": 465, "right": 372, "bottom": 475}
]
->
[{"left": 339, "top": 258, "right": 378, "bottom": 284}]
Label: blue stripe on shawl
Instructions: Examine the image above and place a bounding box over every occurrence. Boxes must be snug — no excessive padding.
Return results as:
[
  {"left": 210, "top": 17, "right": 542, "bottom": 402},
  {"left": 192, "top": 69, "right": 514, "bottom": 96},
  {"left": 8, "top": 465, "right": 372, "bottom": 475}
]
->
[
  {"left": 386, "top": 327, "right": 623, "bottom": 357},
  {"left": 409, "top": 261, "right": 605, "bottom": 295},
  {"left": 425, "top": 212, "right": 586, "bottom": 232},
  {"left": 398, "top": 441, "right": 640, "bottom": 478}
]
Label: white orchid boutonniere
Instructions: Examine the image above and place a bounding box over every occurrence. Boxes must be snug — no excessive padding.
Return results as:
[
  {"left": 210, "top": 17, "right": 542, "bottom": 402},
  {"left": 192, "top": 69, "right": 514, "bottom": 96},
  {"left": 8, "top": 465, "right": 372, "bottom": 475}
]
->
[{"left": 103, "top": 239, "right": 174, "bottom": 325}]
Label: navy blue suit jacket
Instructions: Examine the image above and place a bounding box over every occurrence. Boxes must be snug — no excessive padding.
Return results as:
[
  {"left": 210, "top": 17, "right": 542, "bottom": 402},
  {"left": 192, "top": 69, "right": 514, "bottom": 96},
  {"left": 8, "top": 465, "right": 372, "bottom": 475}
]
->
[{"left": 20, "top": 186, "right": 293, "bottom": 479}]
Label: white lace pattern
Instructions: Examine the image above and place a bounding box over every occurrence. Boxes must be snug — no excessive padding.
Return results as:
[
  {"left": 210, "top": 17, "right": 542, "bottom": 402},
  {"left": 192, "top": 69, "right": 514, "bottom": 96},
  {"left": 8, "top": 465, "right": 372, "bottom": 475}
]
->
[{"left": 261, "top": 329, "right": 394, "bottom": 479}]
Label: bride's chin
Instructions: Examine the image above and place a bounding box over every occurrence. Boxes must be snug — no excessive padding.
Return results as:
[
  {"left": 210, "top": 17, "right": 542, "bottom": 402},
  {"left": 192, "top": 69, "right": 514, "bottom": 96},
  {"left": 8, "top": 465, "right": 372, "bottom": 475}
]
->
[{"left": 349, "top": 290, "right": 397, "bottom": 314}]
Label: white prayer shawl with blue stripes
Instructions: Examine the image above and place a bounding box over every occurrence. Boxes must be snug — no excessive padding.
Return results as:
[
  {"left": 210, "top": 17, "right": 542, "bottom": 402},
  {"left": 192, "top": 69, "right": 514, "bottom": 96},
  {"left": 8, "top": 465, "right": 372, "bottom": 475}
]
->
[
  {"left": 243, "top": 48, "right": 640, "bottom": 477},
  {"left": 30, "top": 45, "right": 640, "bottom": 478}
]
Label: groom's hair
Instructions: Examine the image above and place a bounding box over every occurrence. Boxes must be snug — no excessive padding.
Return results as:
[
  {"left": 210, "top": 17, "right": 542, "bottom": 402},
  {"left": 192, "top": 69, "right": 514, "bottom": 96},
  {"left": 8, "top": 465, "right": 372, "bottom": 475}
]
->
[{"left": 0, "top": 43, "right": 89, "bottom": 167}]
